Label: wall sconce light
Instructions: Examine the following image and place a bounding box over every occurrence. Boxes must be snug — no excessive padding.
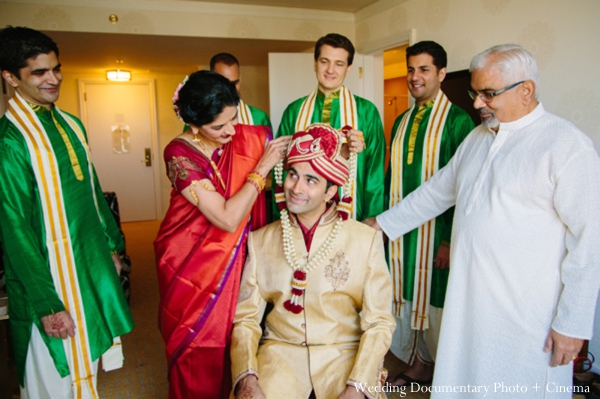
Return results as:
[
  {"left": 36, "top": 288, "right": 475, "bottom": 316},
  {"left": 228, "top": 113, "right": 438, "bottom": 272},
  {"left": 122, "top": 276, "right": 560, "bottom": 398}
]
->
[{"left": 106, "top": 70, "right": 132, "bottom": 82}]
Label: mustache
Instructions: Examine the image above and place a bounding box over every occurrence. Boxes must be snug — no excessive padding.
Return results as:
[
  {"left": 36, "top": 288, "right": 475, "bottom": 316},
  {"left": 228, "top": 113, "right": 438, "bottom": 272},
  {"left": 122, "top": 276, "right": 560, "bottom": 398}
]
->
[{"left": 478, "top": 108, "right": 495, "bottom": 116}]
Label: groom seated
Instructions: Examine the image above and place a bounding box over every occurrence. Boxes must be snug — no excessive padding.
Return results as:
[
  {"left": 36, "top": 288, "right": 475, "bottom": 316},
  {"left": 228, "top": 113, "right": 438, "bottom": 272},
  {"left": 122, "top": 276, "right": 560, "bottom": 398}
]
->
[{"left": 230, "top": 123, "right": 395, "bottom": 399}]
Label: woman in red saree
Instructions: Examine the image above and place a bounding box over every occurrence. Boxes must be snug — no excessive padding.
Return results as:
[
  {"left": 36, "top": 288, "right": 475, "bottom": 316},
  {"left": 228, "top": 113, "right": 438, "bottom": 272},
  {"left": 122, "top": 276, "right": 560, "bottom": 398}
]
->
[{"left": 154, "top": 71, "right": 290, "bottom": 398}]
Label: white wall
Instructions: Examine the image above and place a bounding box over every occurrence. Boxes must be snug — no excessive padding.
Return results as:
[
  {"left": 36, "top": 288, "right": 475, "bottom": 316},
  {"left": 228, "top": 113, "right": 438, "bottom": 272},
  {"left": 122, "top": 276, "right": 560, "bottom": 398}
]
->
[
  {"left": 0, "top": 0, "right": 354, "bottom": 42},
  {"left": 357, "top": 0, "right": 600, "bottom": 150}
]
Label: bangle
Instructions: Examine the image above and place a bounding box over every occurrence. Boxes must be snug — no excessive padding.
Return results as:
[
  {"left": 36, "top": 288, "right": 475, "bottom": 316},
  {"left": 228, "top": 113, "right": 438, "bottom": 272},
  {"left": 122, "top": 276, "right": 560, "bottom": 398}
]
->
[
  {"left": 188, "top": 181, "right": 200, "bottom": 206},
  {"left": 247, "top": 178, "right": 261, "bottom": 193},
  {"left": 246, "top": 171, "right": 266, "bottom": 192},
  {"left": 196, "top": 179, "right": 215, "bottom": 192},
  {"left": 251, "top": 169, "right": 266, "bottom": 183}
]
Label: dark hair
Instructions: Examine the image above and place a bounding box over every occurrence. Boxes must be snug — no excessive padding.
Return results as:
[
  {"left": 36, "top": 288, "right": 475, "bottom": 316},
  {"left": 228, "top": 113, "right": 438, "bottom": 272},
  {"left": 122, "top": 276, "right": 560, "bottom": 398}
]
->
[
  {"left": 174, "top": 71, "right": 239, "bottom": 126},
  {"left": 325, "top": 179, "right": 337, "bottom": 192},
  {"left": 210, "top": 53, "right": 239, "bottom": 71},
  {"left": 406, "top": 41, "right": 447, "bottom": 71},
  {"left": 0, "top": 26, "right": 59, "bottom": 79},
  {"left": 314, "top": 33, "right": 355, "bottom": 66}
]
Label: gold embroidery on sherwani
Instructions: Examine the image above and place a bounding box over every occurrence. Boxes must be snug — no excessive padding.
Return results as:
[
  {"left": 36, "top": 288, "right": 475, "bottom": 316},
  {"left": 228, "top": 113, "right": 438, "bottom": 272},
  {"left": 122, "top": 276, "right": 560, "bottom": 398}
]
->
[
  {"left": 406, "top": 98, "right": 435, "bottom": 165},
  {"left": 321, "top": 90, "right": 339, "bottom": 125},
  {"left": 30, "top": 103, "right": 84, "bottom": 180},
  {"left": 324, "top": 250, "right": 350, "bottom": 291}
]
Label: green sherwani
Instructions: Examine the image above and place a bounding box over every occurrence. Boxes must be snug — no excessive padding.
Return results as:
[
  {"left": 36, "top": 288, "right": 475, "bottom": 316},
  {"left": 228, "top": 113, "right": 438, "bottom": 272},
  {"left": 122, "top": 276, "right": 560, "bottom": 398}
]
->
[
  {"left": 386, "top": 98, "right": 474, "bottom": 307},
  {"left": 0, "top": 104, "right": 134, "bottom": 385},
  {"left": 275, "top": 90, "right": 386, "bottom": 220},
  {"left": 245, "top": 103, "right": 272, "bottom": 131}
]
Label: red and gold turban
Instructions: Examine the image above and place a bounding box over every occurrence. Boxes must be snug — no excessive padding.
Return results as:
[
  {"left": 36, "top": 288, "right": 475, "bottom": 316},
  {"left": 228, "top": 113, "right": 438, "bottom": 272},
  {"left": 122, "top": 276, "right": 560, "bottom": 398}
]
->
[{"left": 286, "top": 123, "right": 350, "bottom": 186}]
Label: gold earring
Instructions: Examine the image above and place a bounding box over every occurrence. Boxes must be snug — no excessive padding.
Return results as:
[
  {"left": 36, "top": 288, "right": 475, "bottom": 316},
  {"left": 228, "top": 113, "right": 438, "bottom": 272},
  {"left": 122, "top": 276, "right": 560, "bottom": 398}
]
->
[{"left": 192, "top": 128, "right": 201, "bottom": 143}]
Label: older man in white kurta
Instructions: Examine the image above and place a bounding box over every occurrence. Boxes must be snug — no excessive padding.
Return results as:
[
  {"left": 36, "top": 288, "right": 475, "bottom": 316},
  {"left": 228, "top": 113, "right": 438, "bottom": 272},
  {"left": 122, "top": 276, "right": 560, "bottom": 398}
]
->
[{"left": 368, "top": 44, "right": 600, "bottom": 398}]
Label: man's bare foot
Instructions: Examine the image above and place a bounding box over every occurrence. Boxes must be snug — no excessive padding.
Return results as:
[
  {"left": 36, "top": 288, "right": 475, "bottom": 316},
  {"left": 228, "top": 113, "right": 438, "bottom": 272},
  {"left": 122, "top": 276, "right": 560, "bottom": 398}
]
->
[{"left": 388, "top": 358, "right": 434, "bottom": 387}]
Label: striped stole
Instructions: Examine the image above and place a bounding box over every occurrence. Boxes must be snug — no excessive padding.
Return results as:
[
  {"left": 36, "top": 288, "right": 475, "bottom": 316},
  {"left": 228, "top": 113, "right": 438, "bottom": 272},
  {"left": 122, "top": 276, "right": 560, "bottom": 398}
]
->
[
  {"left": 294, "top": 86, "right": 359, "bottom": 217},
  {"left": 237, "top": 99, "right": 254, "bottom": 125},
  {"left": 6, "top": 92, "right": 100, "bottom": 398},
  {"left": 388, "top": 90, "right": 451, "bottom": 330}
]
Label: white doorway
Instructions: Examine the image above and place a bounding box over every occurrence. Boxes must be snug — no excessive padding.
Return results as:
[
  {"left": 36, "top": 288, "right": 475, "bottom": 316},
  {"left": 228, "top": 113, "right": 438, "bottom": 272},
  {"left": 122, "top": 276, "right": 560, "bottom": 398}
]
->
[
  {"left": 383, "top": 44, "right": 409, "bottom": 170},
  {"left": 79, "top": 79, "right": 160, "bottom": 222}
]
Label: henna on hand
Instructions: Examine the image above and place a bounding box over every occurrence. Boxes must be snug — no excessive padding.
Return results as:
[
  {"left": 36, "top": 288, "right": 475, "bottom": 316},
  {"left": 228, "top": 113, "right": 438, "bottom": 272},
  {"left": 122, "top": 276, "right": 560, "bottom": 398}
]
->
[
  {"left": 41, "top": 310, "right": 76, "bottom": 339},
  {"left": 49, "top": 314, "right": 65, "bottom": 330},
  {"left": 238, "top": 386, "right": 254, "bottom": 399}
]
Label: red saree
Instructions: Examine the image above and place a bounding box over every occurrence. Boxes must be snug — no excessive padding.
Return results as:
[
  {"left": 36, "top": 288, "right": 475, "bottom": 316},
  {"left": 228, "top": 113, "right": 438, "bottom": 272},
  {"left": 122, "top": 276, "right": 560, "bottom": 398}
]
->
[{"left": 154, "top": 124, "right": 269, "bottom": 398}]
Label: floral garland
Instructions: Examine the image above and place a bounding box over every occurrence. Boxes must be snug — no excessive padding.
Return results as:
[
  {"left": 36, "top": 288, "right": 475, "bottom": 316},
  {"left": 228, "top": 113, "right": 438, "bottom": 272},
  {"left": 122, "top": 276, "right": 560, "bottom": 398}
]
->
[
  {"left": 281, "top": 208, "right": 343, "bottom": 313},
  {"left": 275, "top": 129, "right": 357, "bottom": 314}
]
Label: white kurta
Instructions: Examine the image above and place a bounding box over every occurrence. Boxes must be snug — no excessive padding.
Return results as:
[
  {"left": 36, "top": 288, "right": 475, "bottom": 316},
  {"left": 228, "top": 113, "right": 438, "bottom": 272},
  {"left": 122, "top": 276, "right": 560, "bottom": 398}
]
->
[{"left": 377, "top": 103, "right": 600, "bottom": 398}]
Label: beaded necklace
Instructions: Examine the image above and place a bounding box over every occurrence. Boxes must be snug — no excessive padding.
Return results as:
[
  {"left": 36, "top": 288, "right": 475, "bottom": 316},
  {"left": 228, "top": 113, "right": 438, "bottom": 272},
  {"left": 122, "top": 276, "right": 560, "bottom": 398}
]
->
[{"left": 192, "top": 131, "right": 225, "bottom": 190}]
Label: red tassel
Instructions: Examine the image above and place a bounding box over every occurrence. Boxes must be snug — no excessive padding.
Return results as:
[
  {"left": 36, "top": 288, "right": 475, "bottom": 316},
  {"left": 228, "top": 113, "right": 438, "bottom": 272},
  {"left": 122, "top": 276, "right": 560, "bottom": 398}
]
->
[
  {"left": 285, "top": 269, "right": 307, "bottom": 314},
  {"left": 293, "top": 270, "right": 306, "bottom": 280},
  {"left": 337, "top": 195, "right": 353, "bottom": 221},
  {"left": 284, "top": 300, "right": 303, "bottom": 314},
  {"left": 275, "top": 185, "right": 286, "bottom": 211}
]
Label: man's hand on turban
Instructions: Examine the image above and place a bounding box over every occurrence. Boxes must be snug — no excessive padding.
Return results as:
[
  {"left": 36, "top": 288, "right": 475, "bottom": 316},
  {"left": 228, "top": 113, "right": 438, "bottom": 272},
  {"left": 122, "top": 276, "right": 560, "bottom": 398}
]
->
[
  {"left": 255, "top": 135, "right": 292, "bottom": 178},
  {"left": 341, "top": 129, "right": 365, "bottom": 159}
]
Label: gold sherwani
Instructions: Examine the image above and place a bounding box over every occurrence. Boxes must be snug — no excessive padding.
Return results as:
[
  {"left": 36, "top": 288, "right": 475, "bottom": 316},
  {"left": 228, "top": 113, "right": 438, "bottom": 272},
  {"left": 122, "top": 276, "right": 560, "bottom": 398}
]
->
[{"left": 231, "top": 206, "right": 395, "bottom": 399}]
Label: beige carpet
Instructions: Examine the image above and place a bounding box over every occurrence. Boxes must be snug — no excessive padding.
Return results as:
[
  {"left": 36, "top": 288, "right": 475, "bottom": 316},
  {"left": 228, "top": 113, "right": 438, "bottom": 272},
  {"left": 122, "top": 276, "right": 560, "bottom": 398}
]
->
[
  {"left": 97, "top": 220, "right": 168, "bottom": 399},
  {"left": 383, "top": 352, "right": 430, "bottom": 399}
]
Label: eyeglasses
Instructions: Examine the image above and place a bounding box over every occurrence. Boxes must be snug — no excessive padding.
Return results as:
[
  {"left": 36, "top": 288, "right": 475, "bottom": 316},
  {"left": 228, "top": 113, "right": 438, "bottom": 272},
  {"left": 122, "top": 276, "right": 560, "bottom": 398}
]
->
[{"left": 468, "top": 80, "right": 525, "bottom": 102}]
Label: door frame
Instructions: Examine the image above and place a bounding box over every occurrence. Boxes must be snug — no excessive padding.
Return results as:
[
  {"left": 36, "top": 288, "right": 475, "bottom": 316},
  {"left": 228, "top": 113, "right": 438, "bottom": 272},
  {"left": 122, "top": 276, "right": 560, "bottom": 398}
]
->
[
  {"left": 358, "top": 28, "right": 417, "bottom": 115},
  {"left": 78, "top": 78, "right": 162, "bottom": 220}
]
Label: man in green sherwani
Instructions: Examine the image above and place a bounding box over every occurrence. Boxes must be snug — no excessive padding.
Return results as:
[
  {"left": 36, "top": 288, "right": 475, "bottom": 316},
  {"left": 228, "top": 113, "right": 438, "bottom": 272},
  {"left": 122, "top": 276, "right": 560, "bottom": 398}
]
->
[
  {"left": 0, "top": 26, "right": 133, "bottom": 398},
  {"left": 275, "top": 33, "right": 385, "bottom": 221},
  {"left": 385, "top": 41, "right": 474, "bottom": 387},
  {"left": 210, "top": 52, "right": 272, "bottom": 130},
  {"left": 184, "top": 53, "right": 272, "bottom": 131}
]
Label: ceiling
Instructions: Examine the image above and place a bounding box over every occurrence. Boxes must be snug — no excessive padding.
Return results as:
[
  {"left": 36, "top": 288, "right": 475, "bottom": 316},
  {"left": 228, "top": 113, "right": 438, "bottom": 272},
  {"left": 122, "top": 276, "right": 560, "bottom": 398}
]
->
[
  {"left": 45, "top": 31, "right": 314, "bottom": 74},
  {"left": 182, "top": 0, "right": 380, "bottom": 13},
  {"left": 41, "top": 0, "right": 381, "bottom": 75}
]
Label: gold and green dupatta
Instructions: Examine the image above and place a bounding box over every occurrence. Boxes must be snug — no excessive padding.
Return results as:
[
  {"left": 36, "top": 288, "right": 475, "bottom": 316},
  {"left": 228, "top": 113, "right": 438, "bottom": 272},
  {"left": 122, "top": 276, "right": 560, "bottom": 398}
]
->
[
  {"left": 237, "top": 98, "right": 254, "bottom": 125},
  {"left": 6, "top": 92, "right": 109, "bottom": 398},
  {"left": 388, "top": 89, "right": 451, "bottom": 330}
]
